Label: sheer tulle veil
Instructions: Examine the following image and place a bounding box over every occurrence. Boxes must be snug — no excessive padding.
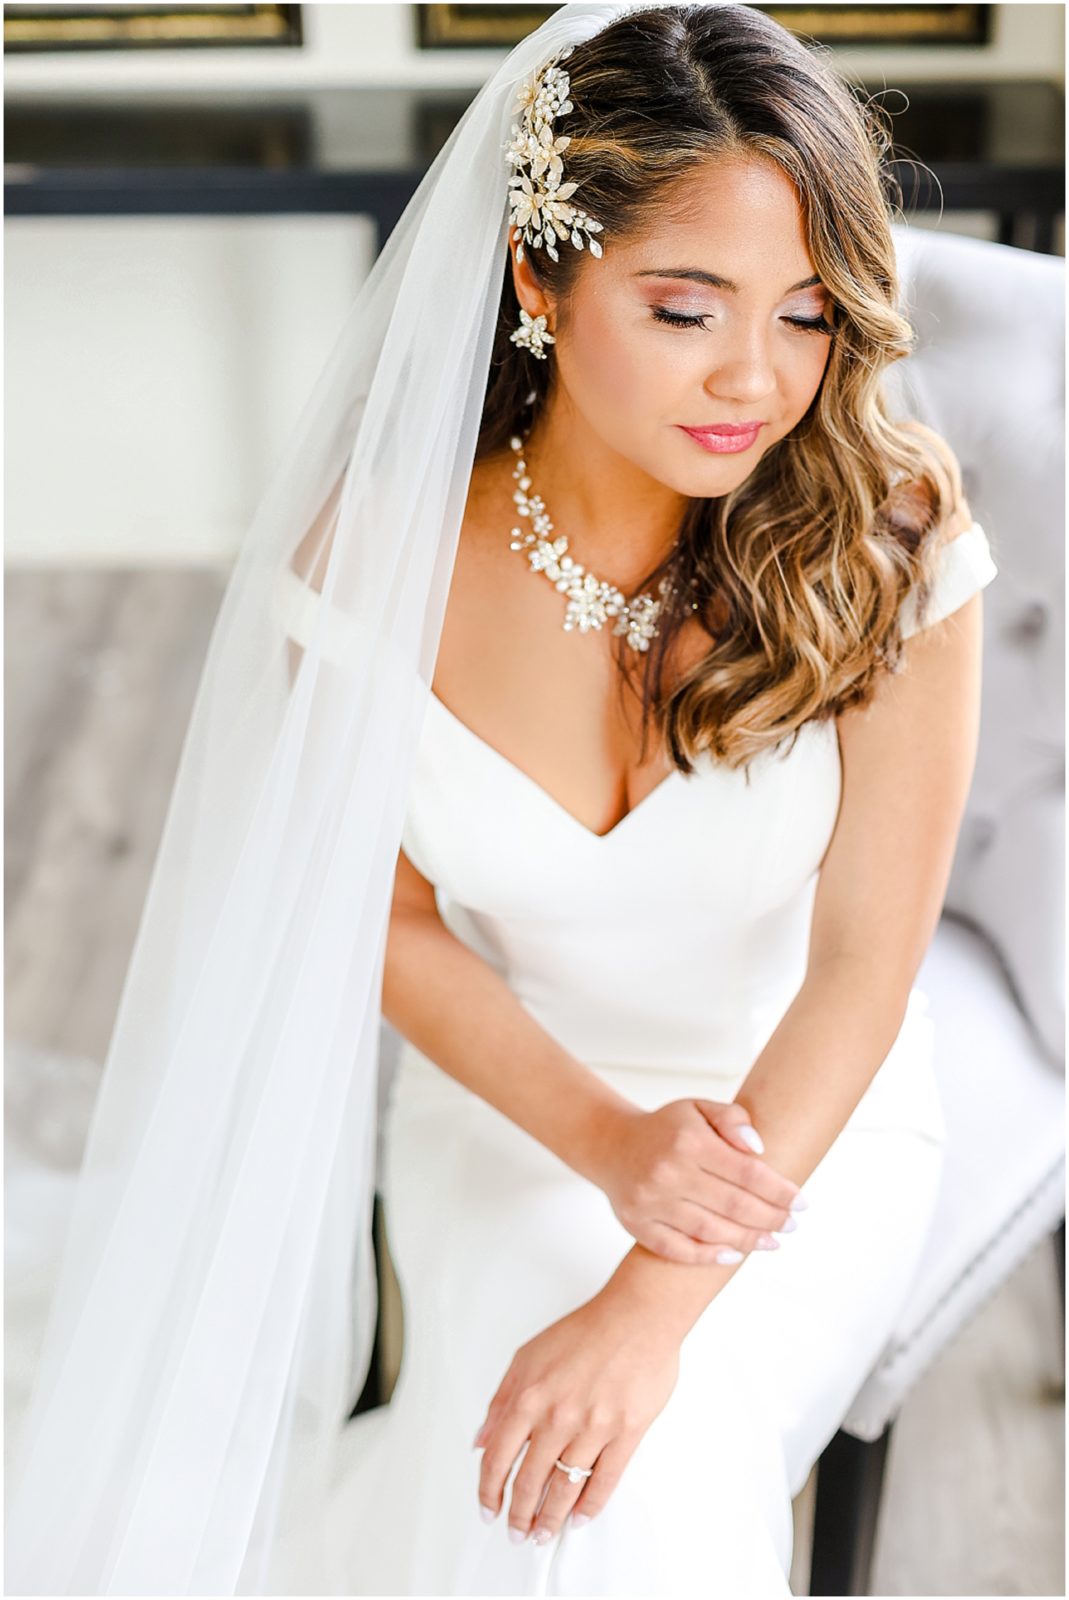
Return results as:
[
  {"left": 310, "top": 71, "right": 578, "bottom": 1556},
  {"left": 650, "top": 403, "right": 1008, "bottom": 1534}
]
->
[{"left": 7, "top": 2, "right": 748, "bottom": 1591}]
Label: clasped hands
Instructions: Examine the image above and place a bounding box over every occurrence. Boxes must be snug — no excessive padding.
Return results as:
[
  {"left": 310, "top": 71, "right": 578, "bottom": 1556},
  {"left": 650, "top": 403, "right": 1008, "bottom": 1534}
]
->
[
  {"left": 587, "top": 1094, "right": 807, "bottom": 1263},
  {"left": 473, "top": 1094, "right": 806, "bottom": 1546}
]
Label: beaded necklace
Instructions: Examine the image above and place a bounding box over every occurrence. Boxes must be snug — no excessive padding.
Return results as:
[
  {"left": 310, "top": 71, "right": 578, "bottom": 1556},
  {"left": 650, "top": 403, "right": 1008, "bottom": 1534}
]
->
[{"left": 507, "top": 427, "right": 698, "bottom": 653}]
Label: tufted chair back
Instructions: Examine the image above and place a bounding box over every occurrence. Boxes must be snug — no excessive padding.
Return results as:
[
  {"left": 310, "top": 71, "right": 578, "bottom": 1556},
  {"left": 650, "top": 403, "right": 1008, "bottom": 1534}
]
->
[{"left": 885, "top": 223, "right": 1065, "bottom": 1071}]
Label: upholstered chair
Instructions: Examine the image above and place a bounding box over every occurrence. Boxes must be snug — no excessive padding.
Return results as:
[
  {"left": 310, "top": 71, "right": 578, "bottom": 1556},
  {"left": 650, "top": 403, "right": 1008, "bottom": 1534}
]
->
[{"left": 807, "top": 221, "right": 1065, "bottom": 1596}]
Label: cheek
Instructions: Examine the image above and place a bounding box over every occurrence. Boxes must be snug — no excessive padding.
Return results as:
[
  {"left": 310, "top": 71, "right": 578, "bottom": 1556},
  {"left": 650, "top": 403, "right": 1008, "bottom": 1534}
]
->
[
  {"left": 782, "top": 339, "right": 832, "bottom": 405},
  {"left": 803, "top": 337, "right": 834, "bottom": 384},
  {"left": 564, "top": 307, "right": 668, "bottom": 409}
]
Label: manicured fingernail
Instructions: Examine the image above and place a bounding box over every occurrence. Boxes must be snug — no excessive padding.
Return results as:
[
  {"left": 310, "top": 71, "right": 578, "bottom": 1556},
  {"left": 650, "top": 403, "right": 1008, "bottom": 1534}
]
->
[
  {"left": 480, "top": 1504, "right": 496, "bottom": 1523},
  {"left": 777, "top": 1215, "right": 798, "bottom": 1233},
  {"left": 715, "top": 1246, "right": 744, "bottom": 1263},
  {"left": 790, "top": 1192, "right": 809, "bottom": 1211},
  {"left": 755, "top": 1234, "right": 780, "bottom": 1250},
  {"left": 532, "top": 1527, "right": 553, "bottom": 1545},
  {"left": 508, "top": 1526, "right": 527, "bottom": 1544},
  {"left": 570, "top": 1511, "right": 591, "bottom": 1529},
  {"left": 736, "top": 1124, "right": 764, "bottom": 1153}
]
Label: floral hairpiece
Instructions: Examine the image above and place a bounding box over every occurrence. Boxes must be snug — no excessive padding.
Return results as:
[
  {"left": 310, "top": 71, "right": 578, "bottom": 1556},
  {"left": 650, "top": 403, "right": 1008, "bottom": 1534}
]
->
[{"left": 502, "top": 44, "right": 605, "bottom": 265}]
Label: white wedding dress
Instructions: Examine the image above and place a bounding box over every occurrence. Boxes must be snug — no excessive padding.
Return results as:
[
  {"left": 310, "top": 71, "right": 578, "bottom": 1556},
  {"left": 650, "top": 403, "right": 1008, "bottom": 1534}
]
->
[
  {"left": 319, "top": 520, "right": 999, "bottom": 1595},
  {"left": 4, "top": 522, "right": 998, "bottom": 1597}
]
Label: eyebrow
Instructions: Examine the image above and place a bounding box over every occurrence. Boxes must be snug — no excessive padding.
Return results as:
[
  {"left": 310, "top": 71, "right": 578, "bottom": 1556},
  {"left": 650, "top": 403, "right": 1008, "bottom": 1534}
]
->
[{"left": 633, "top": 268, "right": 824, "bottom": 294}]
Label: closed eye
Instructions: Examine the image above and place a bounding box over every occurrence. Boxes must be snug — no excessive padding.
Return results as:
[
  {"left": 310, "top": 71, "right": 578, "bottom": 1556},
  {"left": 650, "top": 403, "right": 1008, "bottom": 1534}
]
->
[{"left": 650, "top": 306, "right": 836, "bottom": 335}]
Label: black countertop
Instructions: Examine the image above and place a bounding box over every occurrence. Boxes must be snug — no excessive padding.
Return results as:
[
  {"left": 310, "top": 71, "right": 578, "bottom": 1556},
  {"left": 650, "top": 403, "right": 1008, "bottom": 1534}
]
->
[{"left": 5, "top": 79, "right": 1063, "bottom": 252}]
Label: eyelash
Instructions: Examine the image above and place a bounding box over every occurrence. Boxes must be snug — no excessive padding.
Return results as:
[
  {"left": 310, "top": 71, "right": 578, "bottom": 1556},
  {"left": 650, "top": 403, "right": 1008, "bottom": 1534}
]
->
[{"left": 651, "top": 305, "right": 836, "bottom": 336}]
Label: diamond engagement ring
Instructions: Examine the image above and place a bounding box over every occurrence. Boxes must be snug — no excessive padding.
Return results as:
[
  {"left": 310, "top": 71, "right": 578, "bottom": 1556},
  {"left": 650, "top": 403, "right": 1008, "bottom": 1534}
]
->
[{"left": 554, "top": 1457, "right": 593, "bottom": 1484}]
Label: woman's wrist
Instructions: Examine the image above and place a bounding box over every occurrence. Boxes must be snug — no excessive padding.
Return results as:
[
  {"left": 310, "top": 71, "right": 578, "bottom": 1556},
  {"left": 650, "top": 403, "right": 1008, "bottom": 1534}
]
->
[
  {"left": 597, "top": 1242, "right": 737, "bottom": 1346},
  {"left": 556, "top": 1080, "right": 642, "bottom": 1189}
]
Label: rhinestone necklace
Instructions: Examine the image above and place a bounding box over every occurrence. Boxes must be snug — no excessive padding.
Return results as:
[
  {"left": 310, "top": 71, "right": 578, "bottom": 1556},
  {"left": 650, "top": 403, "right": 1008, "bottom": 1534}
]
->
[{"left": 507, "top": 428, "right": 695, "bottom": 653}]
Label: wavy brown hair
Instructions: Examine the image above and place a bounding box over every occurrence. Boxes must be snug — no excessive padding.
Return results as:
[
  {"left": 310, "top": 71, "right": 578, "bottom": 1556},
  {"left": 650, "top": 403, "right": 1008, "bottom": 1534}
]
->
[{"left": 476, "top": 2, "right": 963, "bottom": 779}]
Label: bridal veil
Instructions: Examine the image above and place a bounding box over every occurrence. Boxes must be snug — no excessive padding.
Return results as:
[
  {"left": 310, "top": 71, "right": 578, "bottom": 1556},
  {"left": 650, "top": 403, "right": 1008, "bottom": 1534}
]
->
[{"left": 4, "top": 2, "right": 701, "bottom": 1591}]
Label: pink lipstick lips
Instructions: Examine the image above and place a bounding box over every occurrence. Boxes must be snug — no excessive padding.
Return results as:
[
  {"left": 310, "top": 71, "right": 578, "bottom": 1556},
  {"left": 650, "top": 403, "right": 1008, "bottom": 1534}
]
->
[{"left": 678, "top": 422, "right": 765, "bottom": 455}]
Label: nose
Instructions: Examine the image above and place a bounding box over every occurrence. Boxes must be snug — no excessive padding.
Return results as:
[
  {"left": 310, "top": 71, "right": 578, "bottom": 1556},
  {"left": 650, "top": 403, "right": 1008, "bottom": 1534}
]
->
[{"left": 703, "top": 325, "right": 779, "bottom": 409}]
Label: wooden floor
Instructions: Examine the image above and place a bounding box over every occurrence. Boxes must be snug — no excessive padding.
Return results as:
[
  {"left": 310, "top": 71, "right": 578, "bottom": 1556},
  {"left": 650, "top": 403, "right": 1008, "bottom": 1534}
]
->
[{"left": 5, "top": 568, "right": 1065, "bottom": 1596}]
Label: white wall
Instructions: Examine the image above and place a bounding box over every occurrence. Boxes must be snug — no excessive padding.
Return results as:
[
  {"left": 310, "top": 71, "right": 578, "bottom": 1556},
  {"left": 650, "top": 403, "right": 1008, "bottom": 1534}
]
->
[
  {"left": 4, "top": 3, "right": 1065, "bottom": 566},
  {"left": 5, "top": 216, "right": 374, "bottom": 565}
]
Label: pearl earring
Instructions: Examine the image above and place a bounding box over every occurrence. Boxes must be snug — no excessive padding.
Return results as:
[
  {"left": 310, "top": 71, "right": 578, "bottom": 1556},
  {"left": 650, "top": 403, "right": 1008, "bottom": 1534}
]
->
[{"left": 510, "top": 307, "right": 555, "bottom": 361}]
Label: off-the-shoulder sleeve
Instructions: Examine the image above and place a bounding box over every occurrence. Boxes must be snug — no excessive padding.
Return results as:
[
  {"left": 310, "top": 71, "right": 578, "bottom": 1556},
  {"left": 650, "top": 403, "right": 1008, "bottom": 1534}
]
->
[
  {"left": 898, "top": 520, "right": 999, "bottom": 640},
  {"left": 272, "top": 562, "right": 363, "bottom": 670}
]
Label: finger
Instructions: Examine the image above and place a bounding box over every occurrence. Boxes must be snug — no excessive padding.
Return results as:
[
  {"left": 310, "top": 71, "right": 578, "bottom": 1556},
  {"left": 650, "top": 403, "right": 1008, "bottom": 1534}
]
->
[
  {"left": 567, "top": 1429, "right": 642, "bottom": 1527},
  {"left": 672, "top": 1199, "right": 787, "bottom": 1254},
  {"left": 506, "top": 1422, "right": 582, "bottom": 1541},
  {"left": 665, "top": 1172, "right": 800, "bottom": 1236},
  {"left": 478, "top": 1410, "right": 535, "bottom": 1526},
  {"left": 698, "top": 1101, "right": 810, "bottom": 1215},
  {"left": 527, "top": 1432, "right": 605, "bottom": 1541},
  {"left": 630, "top": 1217, "right": 719, "bottom": 1264},
  {"left": 641, "top": 1217, "right": 779, "bottom": 1264},
  {"left": 692, "top": 1113, "right": 806, "bottom": 1212},
  {"left": 704, "top": 1100, "right": 767, "bottom": 1155}
]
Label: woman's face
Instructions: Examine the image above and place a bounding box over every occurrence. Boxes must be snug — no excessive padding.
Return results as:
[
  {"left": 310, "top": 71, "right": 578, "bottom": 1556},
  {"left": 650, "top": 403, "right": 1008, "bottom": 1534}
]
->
[{"left": 513, "top": 154, "right": 836, "bottom": 495}]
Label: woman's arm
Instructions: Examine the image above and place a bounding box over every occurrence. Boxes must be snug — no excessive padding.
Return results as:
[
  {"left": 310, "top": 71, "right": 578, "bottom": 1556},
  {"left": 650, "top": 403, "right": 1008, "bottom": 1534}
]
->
[
  {"left": 386, "top": 851, "right": 799, "bottom": 1259},
  {"left": 275, "top": 503, "right": 635, "bottom": 1186},
  {"left": 471, "top": 957, "right": 918, "bottom": 1540},
  {"left": 601, "top": 569, "right": 986, "bottom": 1342},
  {"left": 596, "top": 959, "right": 915, "bottom": 1338},
  {"left": 384, "top": 847, "right": 634, "bottom": 1184},
  {"left": 274, "top": 516, "right": 628, "bottom": 1186}
]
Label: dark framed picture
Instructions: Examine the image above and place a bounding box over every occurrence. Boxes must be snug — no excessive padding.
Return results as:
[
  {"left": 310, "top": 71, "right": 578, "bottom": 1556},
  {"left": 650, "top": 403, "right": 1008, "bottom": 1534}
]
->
[
  {"left": 758, "top": 5, "right": 991, "bottom": 44},
  {"left": 415, "top": 3, "right": 992, "bottom": 50},
  {"left": 417, "top": 4, "right": 562, "bottom": 49},
  {"left": 3, "top": 3, "right": 303, "bottom": 53}
]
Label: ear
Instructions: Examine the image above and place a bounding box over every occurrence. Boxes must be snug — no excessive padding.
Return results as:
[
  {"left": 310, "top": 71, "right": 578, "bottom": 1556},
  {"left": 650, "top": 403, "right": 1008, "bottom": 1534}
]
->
[{"left": 507, "top": 232, "right": 556, "bottom": 327}]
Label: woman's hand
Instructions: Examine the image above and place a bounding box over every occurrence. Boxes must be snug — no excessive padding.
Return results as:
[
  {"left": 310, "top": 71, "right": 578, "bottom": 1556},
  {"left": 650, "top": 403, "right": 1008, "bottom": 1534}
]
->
[
  {"left": 473, "top": 1288, "right": 679, "bottom": 1545},
  {"left": 585, "top": 1097, "right": 807, "bottom": 1265}
]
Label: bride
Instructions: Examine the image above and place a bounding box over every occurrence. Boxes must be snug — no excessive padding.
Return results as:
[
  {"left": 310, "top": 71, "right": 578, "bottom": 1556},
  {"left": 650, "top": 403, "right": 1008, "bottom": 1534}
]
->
[{"left": 6, "top": 2, "right": 998, "bottom": 1594}]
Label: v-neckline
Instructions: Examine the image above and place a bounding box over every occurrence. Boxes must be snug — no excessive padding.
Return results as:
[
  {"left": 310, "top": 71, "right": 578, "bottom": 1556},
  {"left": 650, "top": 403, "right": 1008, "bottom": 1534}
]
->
[{"left": 425, "top": 689, "right": 685, "bottom": 843}]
